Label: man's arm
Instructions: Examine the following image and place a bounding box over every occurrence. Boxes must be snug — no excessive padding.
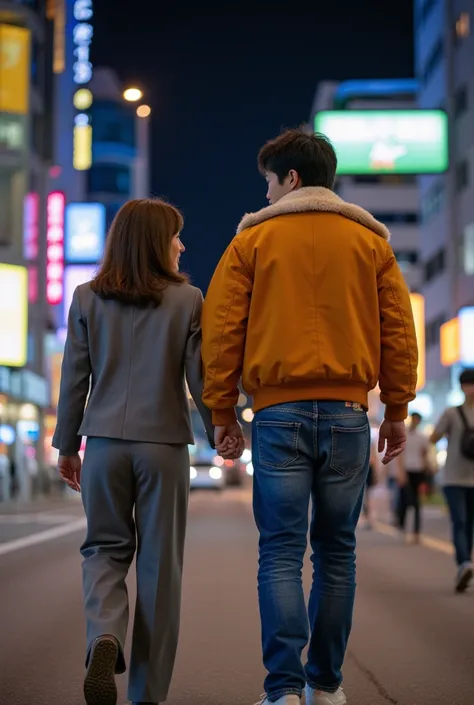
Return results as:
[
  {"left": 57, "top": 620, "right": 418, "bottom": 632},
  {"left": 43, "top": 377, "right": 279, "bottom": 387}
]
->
[
  {"left": 52, "top": 288, "right": 91, "bottom": 455},
  {"left": 202, "top": 239, "right": 253, "bottom": 426},
  {"left": 378, "top": 251, "right": 418, "bottom": 422}
]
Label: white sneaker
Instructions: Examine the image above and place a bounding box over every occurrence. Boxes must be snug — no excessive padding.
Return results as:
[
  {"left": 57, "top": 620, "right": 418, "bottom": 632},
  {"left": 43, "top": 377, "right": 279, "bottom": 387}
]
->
[
  {"left": 305, "top": 686, "right": 346, "bottom": 705},
  {"left": 455, "top": 562, "right": 473, "bottom": 593},
  {"left": 254, "top": 695, "right": 301, "bottom": 705}
]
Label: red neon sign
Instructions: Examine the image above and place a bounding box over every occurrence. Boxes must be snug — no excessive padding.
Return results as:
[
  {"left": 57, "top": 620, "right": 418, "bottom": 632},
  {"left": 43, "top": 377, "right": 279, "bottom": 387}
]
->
[{"left": 46, "top": 191, "right": 65, "bottom": 305}]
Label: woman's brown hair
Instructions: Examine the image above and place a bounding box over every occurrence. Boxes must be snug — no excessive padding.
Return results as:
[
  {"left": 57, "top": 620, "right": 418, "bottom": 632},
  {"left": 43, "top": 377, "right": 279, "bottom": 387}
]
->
[{"left": 91, "top": 198, "right": 187, "bottom": 307}]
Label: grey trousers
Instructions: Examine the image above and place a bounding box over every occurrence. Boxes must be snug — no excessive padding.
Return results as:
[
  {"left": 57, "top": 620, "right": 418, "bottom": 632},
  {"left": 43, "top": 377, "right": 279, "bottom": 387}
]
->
[{"left": 80, "top": 437, "right": 190, "bottom": 704}]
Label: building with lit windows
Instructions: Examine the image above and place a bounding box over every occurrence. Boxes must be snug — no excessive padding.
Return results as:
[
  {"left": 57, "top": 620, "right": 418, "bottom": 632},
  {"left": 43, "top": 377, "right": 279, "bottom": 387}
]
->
[
  {"left": 0, "top": 0, "right": 54, "bottom": 499},
  {"left": 310, "top": 79, "right": 450, "bottom": 421},
  {"left": 414, "top": 0, "right": 474, "bottom": 412},
  {"left": 310, "top": 79, "right": 423, "bottom": 294},
  {"left": 44, "top": 0, "right": 151, "bottom": 468}
]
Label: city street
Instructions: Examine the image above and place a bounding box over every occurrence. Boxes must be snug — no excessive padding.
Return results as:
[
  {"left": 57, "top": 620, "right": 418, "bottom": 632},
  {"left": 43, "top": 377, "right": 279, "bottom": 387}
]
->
[{"left": 0, "top": 489, "right": 473, "bottom": 705}]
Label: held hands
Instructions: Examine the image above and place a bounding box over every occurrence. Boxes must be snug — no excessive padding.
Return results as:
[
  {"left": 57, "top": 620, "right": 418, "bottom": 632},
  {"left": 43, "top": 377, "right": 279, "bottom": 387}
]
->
[
  {"left": 57, "top": 453, "right": 82, "bottom": 492},
  {"left": 378, "top": 420, "right": 407, "bottom": 466},
  {"left": 215, "top": 422, "right": 246, "bottom": 460}
]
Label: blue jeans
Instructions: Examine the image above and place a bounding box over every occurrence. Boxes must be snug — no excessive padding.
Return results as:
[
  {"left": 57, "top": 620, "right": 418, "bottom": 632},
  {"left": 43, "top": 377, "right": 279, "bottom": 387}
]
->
[
  {"left": 443, "top": 486, "right": 474, "bottom": 566},
  {"left": 252, "top": 401, "right": 370, "bottom": 701}
]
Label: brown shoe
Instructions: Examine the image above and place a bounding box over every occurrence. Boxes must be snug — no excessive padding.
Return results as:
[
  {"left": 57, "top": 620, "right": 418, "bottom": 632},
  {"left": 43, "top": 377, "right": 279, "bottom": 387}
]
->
[{"left": 84, "top": 636, "right": 119, "bottom": 705}]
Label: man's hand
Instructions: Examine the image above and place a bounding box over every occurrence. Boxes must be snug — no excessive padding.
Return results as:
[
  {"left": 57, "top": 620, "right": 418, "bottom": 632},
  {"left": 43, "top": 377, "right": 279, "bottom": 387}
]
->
[
  {"left": 58, "top": 454, "right": 82, "bottom": 492},
  {"left": 215, "top": 422, "right": 245, "bottom": 459},
  {"left": 378, "top": 420, "right": 407, "bottom": 465}
]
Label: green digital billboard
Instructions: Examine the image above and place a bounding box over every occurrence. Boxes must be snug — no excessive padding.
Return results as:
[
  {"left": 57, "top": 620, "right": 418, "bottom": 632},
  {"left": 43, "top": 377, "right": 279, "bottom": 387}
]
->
[{"left": 314, "top": 110, "right": 449, "bottom": 175}]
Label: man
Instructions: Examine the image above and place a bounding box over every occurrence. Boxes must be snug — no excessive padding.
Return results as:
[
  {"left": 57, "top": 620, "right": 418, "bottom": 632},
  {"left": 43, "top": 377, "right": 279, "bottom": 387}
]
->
[
  {"left": 396, "top": 412, "right": 430, "bottom": 542},
  {"left": 202, "top": 129, "right": 417, "bottom": 705},
  {"left": 430, "top": 368, "right": 474, "bottom": 593}
]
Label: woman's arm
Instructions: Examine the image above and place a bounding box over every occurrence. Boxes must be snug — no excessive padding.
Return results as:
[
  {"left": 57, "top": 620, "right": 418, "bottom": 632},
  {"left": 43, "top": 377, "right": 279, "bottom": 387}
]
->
[
  {"left": 52, "top": 288, "right": 91, "bottom": 455},
  {"left": 185, "top": 289, "right": 215, "bottom": 448}
]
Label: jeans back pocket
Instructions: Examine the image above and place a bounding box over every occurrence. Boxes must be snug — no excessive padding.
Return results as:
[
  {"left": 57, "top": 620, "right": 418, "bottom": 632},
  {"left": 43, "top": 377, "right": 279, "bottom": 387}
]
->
[
  {"left": 256, "top": 420, "right": 301, "bottom": 469},
  {"left": 330, "top": 423, "right": 369, "bottom": 477}
]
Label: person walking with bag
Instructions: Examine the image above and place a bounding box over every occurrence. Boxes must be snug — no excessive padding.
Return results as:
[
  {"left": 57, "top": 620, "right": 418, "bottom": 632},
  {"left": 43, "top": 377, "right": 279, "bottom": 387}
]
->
[
  {"left": 52, "top": 199, "right": 223, "bottom": 705},
  {"left": 430, "top": 368, "right": 474, "bottom": 592}
]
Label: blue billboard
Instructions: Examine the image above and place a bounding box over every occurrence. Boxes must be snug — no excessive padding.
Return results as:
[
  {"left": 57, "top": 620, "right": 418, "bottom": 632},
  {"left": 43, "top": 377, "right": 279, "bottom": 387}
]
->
[{"left": 65, "top": 203, "right": 106, "bottom": 263}]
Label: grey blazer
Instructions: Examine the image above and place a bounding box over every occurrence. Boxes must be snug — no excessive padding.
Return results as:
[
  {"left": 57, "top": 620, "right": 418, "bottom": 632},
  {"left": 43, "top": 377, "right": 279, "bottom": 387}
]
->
[{"left": 52, "top": 282, "right": 214, "bottom": 455}]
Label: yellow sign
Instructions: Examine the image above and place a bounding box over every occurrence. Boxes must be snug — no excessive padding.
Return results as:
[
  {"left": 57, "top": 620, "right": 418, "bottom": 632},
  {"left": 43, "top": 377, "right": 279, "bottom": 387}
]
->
[
  {"left": 73, "top": 124, "right": 92, "bottom": 170},
  {"left": 0, "top": 25, "right": 31, "bottom": 114},
  {"left": 440, "top": 317, "right": 460, "bottom": 367},
  {"left": 410, "top": 293, "right": 425, "bottom": 391},
  {"left": 0, "top": 264, "right": 28, "bottom": 367}
]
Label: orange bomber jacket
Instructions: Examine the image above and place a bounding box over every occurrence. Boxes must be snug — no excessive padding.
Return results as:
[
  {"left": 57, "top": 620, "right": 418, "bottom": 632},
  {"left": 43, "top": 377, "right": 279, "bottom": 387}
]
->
[{"left": 201, "top": 187, "right": 418, "bottom": 426}]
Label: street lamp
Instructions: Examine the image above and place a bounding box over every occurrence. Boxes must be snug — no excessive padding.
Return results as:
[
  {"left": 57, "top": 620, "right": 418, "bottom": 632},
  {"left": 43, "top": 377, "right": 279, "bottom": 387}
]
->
[
  {"left": 137, "top": 104, "right": 151, "bottom": 118},
  {"left": 123, "top": 87, "right": 143, "bottom": 102}
]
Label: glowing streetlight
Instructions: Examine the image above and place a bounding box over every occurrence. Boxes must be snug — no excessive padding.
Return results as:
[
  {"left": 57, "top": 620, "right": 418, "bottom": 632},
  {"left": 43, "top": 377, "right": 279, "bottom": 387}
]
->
[
  {"left": 137, "top": 104, "right": 151, "bottom": 118},
  {"left": 123, "top": 87, "right": 143, "bottom": 102}
]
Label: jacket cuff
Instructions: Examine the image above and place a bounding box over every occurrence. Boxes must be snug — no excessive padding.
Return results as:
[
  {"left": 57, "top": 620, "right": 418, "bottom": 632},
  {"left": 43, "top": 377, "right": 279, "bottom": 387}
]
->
[
  {"left": 212, "top": 408, "right": 238, "bottom": 426},
  {"left": 384, "top": 404, "right": 408, "bottom": 422}
]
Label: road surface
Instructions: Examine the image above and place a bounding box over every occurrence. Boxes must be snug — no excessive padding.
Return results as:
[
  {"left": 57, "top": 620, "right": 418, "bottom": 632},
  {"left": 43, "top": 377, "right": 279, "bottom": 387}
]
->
[{"left": 0, "top": 489, "right": 472, "bottom": 705}]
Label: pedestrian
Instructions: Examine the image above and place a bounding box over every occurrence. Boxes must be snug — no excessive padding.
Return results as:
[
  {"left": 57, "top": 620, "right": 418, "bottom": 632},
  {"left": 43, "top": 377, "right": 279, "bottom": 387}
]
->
[
  {"left": 396, "top": 412, "right": 430, "bottom": 542},
  {"left": 52, "top": 199, "right": 225, "bottom": 705},
  {"left": 201, "top": 129, "right": 417, "bottom": 705},
  {"left": 430, "top": 368, "right": 474, "bottom": 593}
]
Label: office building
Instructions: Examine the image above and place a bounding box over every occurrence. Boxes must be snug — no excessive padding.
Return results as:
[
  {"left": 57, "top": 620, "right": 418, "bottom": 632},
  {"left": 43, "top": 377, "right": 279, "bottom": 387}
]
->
[
  {"left": 0, "top": 0, "right": 54, "bottom": 499},
  {"left": 415, "top": 0, "right": 474, "bottom": 412}
]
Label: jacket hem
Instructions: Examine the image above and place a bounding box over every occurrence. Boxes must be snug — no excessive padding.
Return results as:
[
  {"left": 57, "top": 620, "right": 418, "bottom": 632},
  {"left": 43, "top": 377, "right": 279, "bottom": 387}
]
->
[{"left": 252, "top": 382, "right": 371, "bottom": 413}]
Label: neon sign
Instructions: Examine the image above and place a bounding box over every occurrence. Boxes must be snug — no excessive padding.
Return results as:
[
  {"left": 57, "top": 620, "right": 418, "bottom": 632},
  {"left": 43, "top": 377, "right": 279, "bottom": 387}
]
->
[
  {"left": 23, "top": 192, "right": 39, "bottom": 260},
  {"left": 73, "top": 0, "right": 93, "bottom": 85},
  {"left": 46, "top": 192, "right": 65, "bottom": 305},
  {"left": 72, "top": 1, "right": 93, "bottom": 170}
]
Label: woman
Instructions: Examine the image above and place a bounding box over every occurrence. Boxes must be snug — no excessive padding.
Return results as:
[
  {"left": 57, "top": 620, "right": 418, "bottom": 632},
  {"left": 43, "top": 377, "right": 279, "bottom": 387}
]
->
[{"left": 53, "top": 199, "right": 218, "bottom": 705}]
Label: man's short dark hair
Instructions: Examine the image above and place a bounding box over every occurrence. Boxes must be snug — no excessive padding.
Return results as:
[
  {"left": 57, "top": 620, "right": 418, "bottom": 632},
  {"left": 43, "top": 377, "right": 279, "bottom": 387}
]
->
[
  {"left": 411, "top": 412, "right": 422, "bottom": 421},
  {"left": 460, "top": 368, "right": 474, "bottom": 386},
  {"left": 258, "top": 129, "right": 337, "bottom": 189}
]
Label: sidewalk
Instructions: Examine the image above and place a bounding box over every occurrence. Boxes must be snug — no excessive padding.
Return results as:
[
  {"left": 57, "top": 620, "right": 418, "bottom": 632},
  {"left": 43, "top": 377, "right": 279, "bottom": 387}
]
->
[
  {"left": 0, "top": 489, "right": 81, "bottom": 516},
  {"left": 370, "top": 484, "right": 452, "bottom": 546}
]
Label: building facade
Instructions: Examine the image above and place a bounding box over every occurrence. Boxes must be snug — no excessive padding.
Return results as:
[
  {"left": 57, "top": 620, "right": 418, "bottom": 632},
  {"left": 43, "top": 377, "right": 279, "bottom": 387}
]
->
[
  {"left": 414, "top": 0, "right": 474, "bottom": 412},
  {"left": 0, "top": 0, "right": 53, "bottom": 500},
  {"left": 44, "top": 0, "right": 151, "bottom": 469},
  {"left": 310, "top": 79, "right": 422, "bottom": 293}
]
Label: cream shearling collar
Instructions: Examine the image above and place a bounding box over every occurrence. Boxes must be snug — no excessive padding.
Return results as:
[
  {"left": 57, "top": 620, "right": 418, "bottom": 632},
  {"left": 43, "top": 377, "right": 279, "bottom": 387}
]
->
[{"left": 237, "top": 186, "right": 390, "bottom": 241}]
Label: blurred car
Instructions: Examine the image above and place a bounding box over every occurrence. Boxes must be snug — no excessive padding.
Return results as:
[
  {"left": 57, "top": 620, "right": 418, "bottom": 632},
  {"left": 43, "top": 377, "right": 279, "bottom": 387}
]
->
[
  {"left": 224, "top": 448, "right": 253, "bottom": 487},
  {"left": 190, "top": 461, "right": 225, "bottom": 491}
]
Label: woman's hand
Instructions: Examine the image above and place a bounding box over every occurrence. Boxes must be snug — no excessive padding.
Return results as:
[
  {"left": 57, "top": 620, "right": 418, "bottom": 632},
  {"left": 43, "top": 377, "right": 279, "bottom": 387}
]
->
[
  {"left": 57, "top": 454, "right": 82, "bottom": 492},
  {"left": 215, "top": 423, "right": 246, "bottom": 459}
]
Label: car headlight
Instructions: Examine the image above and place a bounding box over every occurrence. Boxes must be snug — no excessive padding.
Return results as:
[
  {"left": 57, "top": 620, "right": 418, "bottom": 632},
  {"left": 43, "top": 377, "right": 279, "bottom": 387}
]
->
[
  {"left": 190, "top": 466, "right": 197, "bottom": 479},
  {"left": 209, "top": 466, "right": 222, "bottom": 480},
  {"left": 241, "top": 448, "right": 252, "bottom": 464}
]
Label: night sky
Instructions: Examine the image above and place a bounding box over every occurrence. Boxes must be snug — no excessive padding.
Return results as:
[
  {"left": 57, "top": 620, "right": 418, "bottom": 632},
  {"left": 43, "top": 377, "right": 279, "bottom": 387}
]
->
[{"left": 92, "top": 1, "right": 414, "bottom": 292}]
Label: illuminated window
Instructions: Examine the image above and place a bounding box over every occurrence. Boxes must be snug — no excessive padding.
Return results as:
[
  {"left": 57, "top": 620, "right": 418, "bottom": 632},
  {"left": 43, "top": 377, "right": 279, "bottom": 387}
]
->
[
  {"left": 456, "top": 12, "right": 470, "bottom": 38},
  {"left": 463, "top": 223, "right": 474, "bottom": 275}
]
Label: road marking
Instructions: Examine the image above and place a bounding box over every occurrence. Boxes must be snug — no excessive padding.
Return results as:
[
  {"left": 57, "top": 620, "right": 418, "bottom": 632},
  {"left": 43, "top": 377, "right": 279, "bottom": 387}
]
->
[
  {"left": 0, "top": 512, "right": 78, "bottom": 525},
  {"left": 374, "top": 521, "right": 453, "bottom": 556},
  {"left": 0, "top": 518, "right": 87, "bottom": 557}
]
